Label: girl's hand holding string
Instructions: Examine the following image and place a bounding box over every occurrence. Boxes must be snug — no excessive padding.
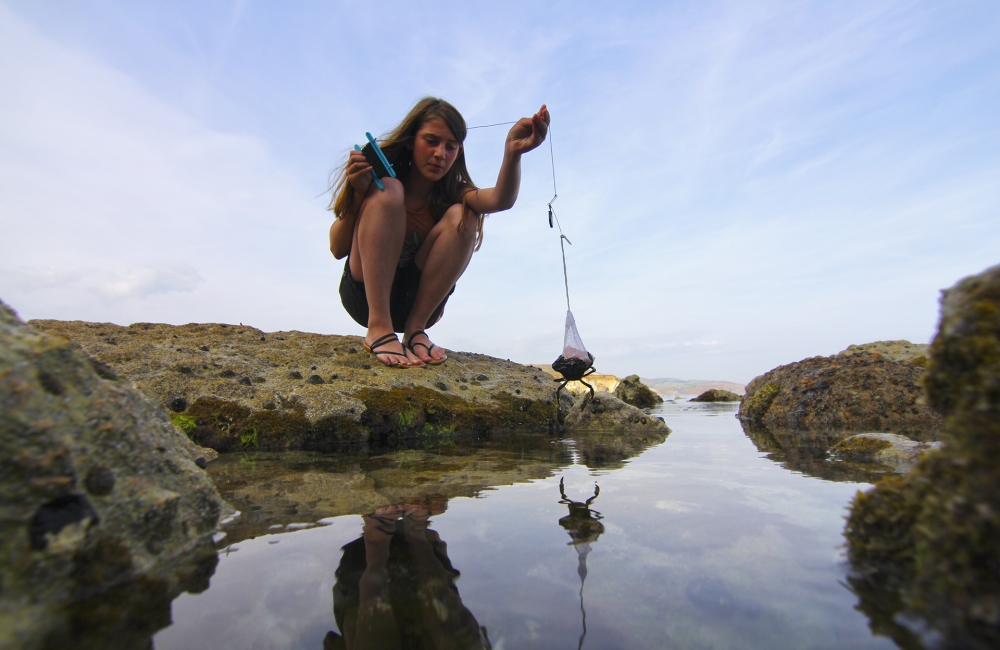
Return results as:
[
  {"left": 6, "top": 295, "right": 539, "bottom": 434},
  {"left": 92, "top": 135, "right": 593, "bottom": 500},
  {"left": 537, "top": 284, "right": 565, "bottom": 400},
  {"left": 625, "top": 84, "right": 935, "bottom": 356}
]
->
[{"left": 506, "top": 104, "right": 551, "bottom": 155}]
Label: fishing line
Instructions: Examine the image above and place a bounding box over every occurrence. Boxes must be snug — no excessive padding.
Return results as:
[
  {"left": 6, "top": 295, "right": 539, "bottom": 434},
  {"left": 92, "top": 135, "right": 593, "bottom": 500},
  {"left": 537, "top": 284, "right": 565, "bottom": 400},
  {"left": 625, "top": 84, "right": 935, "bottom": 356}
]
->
[{"left": 544, "top": 125, "right": 574, "bottom": 313}]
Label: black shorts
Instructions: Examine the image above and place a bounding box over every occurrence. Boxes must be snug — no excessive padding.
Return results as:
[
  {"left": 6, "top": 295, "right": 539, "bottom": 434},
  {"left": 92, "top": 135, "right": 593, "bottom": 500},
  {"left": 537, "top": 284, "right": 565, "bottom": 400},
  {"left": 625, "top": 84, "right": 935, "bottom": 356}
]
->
[{"left": 339, "top": 259, "right": 453, "bottom": 333}]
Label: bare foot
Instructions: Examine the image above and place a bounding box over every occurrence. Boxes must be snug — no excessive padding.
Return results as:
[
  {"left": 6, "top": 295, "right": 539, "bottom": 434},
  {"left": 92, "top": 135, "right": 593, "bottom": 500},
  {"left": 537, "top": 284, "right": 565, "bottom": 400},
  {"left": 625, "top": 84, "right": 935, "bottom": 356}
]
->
[
  {"left": 403, "top": 330, "right": 447, "bottom": 364},
  {"left": 365, "top": 331, "right": 414, "bottom": 367}
]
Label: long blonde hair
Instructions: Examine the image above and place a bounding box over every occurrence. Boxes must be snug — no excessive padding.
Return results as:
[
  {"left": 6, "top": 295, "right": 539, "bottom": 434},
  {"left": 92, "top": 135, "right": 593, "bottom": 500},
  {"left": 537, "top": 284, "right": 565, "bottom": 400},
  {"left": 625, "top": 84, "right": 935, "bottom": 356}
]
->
[{"left": 329, "top": 97, "right": 484, "bottom": 250}]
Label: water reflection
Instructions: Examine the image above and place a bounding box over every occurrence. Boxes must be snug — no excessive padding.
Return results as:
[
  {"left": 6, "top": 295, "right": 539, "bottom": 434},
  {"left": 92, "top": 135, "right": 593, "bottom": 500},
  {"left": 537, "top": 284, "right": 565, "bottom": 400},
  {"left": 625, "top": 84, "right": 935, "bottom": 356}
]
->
[
  {"left": 211, "top": 430, "right": 667, "bottom": 546},
  {"left": 740, "top": 420, "right": 899, "bottom": 483},
  {"left": 324, "top": 497, "right": 491, "bottom": 650},
  {"left": 557, "top": 477, "right": 604, "bottom": 650}
]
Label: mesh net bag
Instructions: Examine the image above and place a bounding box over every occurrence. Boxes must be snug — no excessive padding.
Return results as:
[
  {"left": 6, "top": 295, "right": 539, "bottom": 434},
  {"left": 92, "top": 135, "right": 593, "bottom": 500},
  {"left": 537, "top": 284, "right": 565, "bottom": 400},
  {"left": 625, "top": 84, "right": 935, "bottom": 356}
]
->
[
  {"left": 552, "top": 310, "right": 594, "bottom": 380},
  {"left": 562, "top": 310, "right": 589, "bottom": 360}
]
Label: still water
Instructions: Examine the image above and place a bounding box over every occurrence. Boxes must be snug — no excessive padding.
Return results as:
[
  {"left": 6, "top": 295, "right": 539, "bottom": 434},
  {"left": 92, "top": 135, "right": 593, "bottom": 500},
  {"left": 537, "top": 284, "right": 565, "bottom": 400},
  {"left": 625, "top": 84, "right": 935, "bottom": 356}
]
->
[{"left": 154, "top": 401, "right": 892, "bottom": 649}]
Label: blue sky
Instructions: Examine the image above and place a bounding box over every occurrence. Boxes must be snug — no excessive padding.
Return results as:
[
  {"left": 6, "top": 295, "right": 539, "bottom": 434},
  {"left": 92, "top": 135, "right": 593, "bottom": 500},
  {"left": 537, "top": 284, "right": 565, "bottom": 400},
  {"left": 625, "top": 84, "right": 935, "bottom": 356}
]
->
[{"left": 1, "top": 0, "right": 998, "bottom": 383}]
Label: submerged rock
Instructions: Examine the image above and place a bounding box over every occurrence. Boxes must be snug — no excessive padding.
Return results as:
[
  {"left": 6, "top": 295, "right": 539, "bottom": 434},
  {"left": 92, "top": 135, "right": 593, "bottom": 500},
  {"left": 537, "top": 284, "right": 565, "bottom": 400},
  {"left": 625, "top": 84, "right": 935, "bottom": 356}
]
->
[
  {"left": 0, "top": 301, "right": 229, "bottom": 650},
  {"left": 845, "top": 263, "right": 1000, "bottom": 648},
  {"left": 690, "top": 388, "right": 742, "bottom": 403},
  {"left": 737, "top": 342, "right": 942, "bottom": 442},
  {"left": 563, "top": 391, "right": 669, "bottom": 433},
  {"left": 613, "top": 374, "right": 664, "bottom": 408},
  {"left": 29, "top": 320, "right": 577, "bottom": 451},
  {"left": 828, "top": 433, "right": 941, "bottom": 474}
]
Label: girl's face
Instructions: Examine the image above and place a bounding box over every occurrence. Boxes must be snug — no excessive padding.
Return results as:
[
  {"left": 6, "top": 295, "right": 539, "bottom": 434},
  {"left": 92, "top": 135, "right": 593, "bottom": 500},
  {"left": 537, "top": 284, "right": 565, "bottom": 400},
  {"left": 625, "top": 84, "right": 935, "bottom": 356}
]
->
[{"left": 410, "top": 117, "right": 461, "bottom": 182}]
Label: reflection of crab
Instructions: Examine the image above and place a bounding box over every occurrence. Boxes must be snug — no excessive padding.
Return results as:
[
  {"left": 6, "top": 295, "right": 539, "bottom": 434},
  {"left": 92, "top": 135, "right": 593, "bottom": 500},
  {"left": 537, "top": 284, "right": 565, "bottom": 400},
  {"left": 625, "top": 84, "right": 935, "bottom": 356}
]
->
[
  {"left": 552, "top": 352, "right": 597, "bottom": 402},
  {"left": 558, "top": 477, "right": 604, "bottom": 545}
]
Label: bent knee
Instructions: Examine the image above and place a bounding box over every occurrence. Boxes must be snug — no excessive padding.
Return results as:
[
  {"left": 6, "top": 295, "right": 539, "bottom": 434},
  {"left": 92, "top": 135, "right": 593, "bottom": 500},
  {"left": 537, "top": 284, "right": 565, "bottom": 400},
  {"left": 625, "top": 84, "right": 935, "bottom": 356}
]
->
[
  {"left": 367, "top": 177, "right": 405, "bottom": 206},
  {"left": 443, "top": 204, "right": 478, "bottom": 236}
]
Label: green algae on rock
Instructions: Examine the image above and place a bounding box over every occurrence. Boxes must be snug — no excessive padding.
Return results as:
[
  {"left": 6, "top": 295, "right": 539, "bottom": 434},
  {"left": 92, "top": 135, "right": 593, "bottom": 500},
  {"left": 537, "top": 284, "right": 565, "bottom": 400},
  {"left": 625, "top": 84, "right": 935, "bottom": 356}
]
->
[
  {"left": 0, "top": 301, "right": 229, "bottom": 650},
  {"left": 28, "top": 320, "right": 571, "bottom": 451},
  {"left": 690, "top": 388, "right": 742, "bottom": 403},
  {"left": 613, "top": 374, "right": 664, "bottom": 408},
  {"left": 845, "top": 263, "right": 1000, "bottom": 648}
]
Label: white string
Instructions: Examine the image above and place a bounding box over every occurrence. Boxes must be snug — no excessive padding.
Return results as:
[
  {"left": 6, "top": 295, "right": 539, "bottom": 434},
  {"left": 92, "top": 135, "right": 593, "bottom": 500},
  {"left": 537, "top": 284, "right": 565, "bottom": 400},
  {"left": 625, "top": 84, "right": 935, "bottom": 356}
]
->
[{"left": 545, "top": 125, "right": 573, "bottom": 312}]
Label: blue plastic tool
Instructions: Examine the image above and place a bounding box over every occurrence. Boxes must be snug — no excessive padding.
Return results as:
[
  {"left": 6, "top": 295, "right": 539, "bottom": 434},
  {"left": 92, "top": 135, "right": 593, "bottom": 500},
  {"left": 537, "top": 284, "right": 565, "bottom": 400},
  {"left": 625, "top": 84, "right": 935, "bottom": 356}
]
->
[
  {"left": 354, "top": 132, "right": 396, "bottom": 191},
  {"left": 366, "top": 132, "right": 396, "bottom": 179}
]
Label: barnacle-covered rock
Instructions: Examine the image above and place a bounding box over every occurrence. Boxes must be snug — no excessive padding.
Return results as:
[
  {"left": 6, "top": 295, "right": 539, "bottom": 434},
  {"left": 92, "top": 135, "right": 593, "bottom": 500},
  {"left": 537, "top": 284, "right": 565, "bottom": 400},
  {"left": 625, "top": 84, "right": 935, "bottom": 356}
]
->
[
  {"left": 738, "top": 344, "right": 942, "bottom": 442},
  {"left": 563, "top": 391, "right": 670, "bottom": 433},
  {"left": 845, "top": 263, "right": 1000, "bottom": 648},
  {"left": 0, "top": 300, "right": 229, "bottom": 650}
]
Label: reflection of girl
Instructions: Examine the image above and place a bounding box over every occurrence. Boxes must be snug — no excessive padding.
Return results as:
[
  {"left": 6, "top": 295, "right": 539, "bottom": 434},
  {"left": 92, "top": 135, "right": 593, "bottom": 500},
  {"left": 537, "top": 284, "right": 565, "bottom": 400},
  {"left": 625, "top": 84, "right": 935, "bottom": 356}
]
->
[
  {"left": 325, "top": 502, "right": 491, "bottom": 650},
  {"left": 329, "top": 98, "right": 549, "bottom": 367}
]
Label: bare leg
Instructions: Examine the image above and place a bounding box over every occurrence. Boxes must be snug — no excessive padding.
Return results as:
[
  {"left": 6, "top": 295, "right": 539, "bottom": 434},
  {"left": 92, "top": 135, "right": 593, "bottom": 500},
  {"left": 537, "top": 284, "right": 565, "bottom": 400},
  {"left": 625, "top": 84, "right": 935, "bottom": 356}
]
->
[
  {"left": 404, "top": 205, "right": 478, "bottom": 363},
  {"left": 349, "top": 178, "right": 417, "bottom": 367}
]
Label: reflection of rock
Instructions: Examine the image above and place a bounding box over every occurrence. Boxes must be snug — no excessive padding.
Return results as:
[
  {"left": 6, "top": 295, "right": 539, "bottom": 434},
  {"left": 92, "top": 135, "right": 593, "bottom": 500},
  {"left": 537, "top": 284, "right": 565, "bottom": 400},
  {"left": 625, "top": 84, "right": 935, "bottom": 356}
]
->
[
  {"left": 829, "top": 433, "right": 941, "bottom": 474},
  {"left": 28, "top": 320, "right": 575, "bottom": 451},
  {"left": 845, "top": 263, "right": 1000, "bottom": 647},
  {"left": 0, "top": 301, "right": 227, "bottom": 649},
  {"left": 738, "top": 342, "right": 943, "bottom": 443},
  {"left": 613, "top": 375, "right": 664, "bottom": 408},
  {"left": 564, "top": 392, "right": 670, "bottom": 432},
  {"left": 213, "top": 427, "right": 667, "bottom": 545},
  {"left": 690, "top": 389, "right": 741, "bottom": 402},
  {"left": 741, "top": 421, "right": 893, "bottom": 483}
]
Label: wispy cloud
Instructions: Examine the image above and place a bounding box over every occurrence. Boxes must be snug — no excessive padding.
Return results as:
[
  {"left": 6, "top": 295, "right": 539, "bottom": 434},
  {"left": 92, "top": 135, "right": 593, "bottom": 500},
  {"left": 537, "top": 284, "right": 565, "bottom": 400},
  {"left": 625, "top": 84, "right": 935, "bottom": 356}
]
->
[{"left": 2, "top": 0, "right": 998, "bottom": 382}]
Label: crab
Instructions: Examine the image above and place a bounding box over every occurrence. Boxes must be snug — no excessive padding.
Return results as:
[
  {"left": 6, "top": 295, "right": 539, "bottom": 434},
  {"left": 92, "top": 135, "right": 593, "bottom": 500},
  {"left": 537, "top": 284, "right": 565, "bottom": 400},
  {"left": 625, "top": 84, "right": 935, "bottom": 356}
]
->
[{"left": 551, "top": 353, "right": 597, "bottom": 402}]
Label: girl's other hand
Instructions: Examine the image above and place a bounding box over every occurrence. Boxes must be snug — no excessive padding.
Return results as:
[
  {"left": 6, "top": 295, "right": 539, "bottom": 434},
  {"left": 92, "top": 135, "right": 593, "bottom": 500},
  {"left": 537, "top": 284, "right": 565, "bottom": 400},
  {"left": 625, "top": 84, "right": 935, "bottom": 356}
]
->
[
  {"left": 506, "top": 104, "right": 550, "bottom": 154},
  {"left": 346, "top": 149, "right": 373, "bottom": 194}
]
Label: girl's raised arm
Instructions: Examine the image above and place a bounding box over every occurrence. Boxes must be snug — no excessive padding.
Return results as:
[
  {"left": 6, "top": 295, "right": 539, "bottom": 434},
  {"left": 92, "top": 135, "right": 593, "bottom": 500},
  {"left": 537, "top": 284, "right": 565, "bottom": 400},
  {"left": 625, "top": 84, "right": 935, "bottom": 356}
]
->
[{"left": 465, "top": 105, "right": 550, "bottom": 215}]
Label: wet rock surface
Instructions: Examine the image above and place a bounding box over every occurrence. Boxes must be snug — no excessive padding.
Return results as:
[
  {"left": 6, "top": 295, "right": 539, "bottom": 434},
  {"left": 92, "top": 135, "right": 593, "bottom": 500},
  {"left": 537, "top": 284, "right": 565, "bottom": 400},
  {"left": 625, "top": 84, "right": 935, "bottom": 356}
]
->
[
  {"left": 29, "top": 320, "right": 578, "bottom": 451},
  {"left": 690, "top": 388, "right": 742, "bottom": 402},
  {"left": 563, "top": 391, "right": 670, "bottom": 433},
  {"left": 613, "top": 374, "right": 664, "bottom": 408},
  {"left": 0, "top": 301, "right": 229, "bottom": 650},
  {"left": 737, "top": 341, "right": 942, "bottom": 444},
  {"left": 845, "top": 263, "right": 1000, "bottom": 648}
]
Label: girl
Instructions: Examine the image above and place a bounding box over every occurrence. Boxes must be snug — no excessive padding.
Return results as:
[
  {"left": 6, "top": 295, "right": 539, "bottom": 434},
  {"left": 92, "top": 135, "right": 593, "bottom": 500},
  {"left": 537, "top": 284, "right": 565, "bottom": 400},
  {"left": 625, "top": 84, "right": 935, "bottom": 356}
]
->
[{"left": 329, "top": 98, "right": 550, "bottom": 367}]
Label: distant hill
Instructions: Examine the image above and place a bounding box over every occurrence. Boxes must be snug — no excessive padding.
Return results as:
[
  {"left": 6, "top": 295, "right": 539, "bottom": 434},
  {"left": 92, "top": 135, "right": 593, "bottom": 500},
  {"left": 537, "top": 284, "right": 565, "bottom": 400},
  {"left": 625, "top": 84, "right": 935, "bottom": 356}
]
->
[{"left": 640, "top": 378, "right": 745, "bottom": 397}]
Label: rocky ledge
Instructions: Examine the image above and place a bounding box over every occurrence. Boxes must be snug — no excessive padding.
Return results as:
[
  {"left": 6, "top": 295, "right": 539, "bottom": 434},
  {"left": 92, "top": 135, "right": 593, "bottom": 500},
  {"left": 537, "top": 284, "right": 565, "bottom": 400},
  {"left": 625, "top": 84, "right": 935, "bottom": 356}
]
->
[{"left": 28, "top": 319, "right": 662, "bottom": 452}]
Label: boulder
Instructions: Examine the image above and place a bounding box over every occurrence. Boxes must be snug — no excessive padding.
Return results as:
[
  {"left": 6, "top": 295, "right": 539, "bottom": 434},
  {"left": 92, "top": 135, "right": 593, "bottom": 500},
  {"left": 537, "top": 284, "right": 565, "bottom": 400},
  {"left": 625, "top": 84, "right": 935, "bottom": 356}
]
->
[
  {"left": 563, "top": 391, "right": 670, "bottom": 433},
  {"left": 0, "top": 301, "right": 229, "bottom": 650},
  {"left": 613, "top": 374, "right": 664, "bottom": 408},
  {"left": 738, "top": 343, "right": 942, "bottom": 441},
  {"left": 29, "top": 320, "right": 574, "bottom": 451},
  {"left": 690, "top": 388, "right": 742, "bottom": 402},
  {"left": 845, "top": 263, "right": 1000, "bottom": 647},
  {"left": 828, "top": 433, "right": 941, "bottom": 474}
]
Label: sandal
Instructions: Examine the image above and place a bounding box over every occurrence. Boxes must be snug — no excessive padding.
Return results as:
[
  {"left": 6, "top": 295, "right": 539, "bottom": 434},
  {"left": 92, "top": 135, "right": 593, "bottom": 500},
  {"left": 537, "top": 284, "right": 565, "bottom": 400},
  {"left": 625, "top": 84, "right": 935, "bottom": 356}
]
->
[
  {"left": 364, "top": 332, "right": 411, "bottom": 368},
  {"left": 404, "top": 330, "right": 446, "bottom": 365}
]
